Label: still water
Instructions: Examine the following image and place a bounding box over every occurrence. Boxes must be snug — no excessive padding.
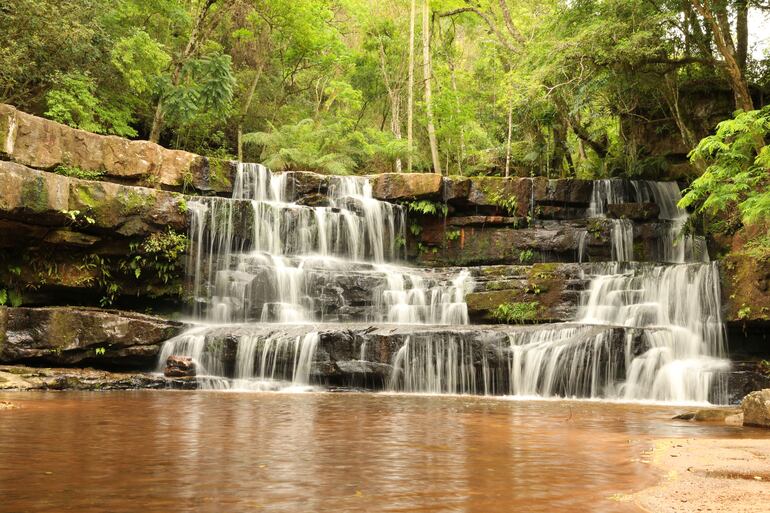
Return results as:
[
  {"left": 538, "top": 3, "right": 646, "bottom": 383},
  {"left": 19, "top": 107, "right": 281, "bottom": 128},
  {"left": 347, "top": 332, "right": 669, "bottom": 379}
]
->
[{"left": 0, "top": 391, "right": 752, "bottom": 513}]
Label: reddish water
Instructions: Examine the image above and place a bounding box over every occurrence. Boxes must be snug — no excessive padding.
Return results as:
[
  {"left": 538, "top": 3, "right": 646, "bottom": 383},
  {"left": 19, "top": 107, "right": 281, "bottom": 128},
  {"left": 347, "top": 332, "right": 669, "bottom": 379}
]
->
[{"left": 0, "top": 391, "right": 753, "bottom": 513}]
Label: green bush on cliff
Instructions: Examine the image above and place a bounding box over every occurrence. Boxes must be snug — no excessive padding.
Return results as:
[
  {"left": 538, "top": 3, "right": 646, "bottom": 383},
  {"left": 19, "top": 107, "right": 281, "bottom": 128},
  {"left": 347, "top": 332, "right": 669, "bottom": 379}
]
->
[{"left": 123, "top": 230, "right": 188, "bottom": 285}]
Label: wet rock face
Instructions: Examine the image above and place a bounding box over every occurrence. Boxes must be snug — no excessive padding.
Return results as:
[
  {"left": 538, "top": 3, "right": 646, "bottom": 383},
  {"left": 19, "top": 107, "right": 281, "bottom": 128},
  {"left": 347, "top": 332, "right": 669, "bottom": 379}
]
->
[
  {"left": 0, "top": 307, "right": 187, "bottom": 369},
  {"left": 741, "top": 389, "right": 770, "bottom": 427},
  {"left": 164, "top": 356, "right": 196, "bottom": 378}
]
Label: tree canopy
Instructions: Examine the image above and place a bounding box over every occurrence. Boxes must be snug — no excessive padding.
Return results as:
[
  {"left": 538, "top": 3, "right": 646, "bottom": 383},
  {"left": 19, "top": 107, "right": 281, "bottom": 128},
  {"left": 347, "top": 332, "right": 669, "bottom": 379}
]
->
[{"left": 2, "top": 0, "right": 768, "bottom": 178}]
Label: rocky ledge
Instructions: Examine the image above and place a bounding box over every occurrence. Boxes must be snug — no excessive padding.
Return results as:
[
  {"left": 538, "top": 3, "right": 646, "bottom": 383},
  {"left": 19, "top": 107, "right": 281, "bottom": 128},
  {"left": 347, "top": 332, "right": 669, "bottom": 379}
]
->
[
  {"left": 0, "top": 307, "right": 187, "bottom": 369},
  {"left": 0, "top": 365, "right": 195, "bottom": 391},
  {"left": 0, "top": 103, "right": 234, "bottom": 193}
]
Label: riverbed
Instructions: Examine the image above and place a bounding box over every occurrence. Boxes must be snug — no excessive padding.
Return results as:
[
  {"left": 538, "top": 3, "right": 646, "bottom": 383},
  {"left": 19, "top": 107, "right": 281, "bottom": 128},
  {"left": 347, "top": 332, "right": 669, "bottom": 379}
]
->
[{"left": 0, "top": 391, "right": 761, "bottom": 513}]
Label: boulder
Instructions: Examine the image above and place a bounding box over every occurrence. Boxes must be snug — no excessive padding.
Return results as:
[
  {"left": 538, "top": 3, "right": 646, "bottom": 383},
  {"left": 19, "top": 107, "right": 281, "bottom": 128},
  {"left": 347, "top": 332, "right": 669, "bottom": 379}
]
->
[
  {"left": 0, "top": 307, "right": 187, "bottom": 369},
  {"left": 543, "top": 179, "right": 594, "bottom": 205},
  {"left": 164, "top": 356, "right": 196, "bottom": 378},
  {"left": 442, "top": 176, "right": 472, "bottom": 201},
  {"left": 371, "top": 173, "right": 443, "bottom": 200},
  {"left": 741, "top": 389, "right": 770, "bottom": 428}
]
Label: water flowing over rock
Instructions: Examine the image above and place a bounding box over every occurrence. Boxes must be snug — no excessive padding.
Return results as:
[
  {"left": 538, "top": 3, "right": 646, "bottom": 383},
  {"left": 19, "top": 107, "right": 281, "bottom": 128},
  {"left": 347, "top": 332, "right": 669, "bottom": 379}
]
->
[
  {"left": 185, "top": 163, "right": 471, "bottom": 324},
  {"left": 158, "top": 165, "right": 731, "bottom": 403}
]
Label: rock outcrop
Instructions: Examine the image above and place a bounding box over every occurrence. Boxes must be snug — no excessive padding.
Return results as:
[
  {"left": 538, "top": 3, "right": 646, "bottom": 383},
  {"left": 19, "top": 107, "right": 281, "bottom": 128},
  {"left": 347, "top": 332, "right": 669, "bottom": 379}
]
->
[
  {"left": 164, "top": 356, "right": 196, "bottom": 378},
  {"left": 0, "top": 365, "right": 196, "bottom": 390},
  {"left": 0, "top": 103, "right": 236, "bottom": 193},
  {"left": 0, "top": 307, "right": 187, "bottom": 369},
  {"left": 741, "top": 389, "right": 770, "bottom": 428}
]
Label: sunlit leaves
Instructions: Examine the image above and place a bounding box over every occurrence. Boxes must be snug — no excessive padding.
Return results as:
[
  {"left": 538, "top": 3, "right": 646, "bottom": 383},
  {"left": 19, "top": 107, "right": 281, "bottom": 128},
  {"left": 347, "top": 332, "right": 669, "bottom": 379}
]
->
[{"left": 680, "top": 107, "right": 770, "bottom": 226}]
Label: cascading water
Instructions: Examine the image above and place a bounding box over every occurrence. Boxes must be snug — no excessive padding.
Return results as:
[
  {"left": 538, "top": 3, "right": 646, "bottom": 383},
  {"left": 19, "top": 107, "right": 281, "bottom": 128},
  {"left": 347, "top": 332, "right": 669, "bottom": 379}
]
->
[
  {"left": 387, "top": 178, "right": 729, "bottom": 403},
  {"left": 160, "top": 163, "right": 472, "bottom": 389},
  {"left": 162, "top": 167, "right": 729, "bottom": 403}
]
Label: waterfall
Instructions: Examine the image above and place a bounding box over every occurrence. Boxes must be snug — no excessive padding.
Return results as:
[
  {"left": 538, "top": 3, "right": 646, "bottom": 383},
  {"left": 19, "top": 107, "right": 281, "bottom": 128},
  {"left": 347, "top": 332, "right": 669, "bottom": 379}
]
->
[
  {"left": 161, "top": 162, "right": 472, "bottom": 390},
  {"left": 387, "top": 178, "right": 729, "bottom": 403},
  {"left": 160, "top": 329, "right": 320, "bottom": 391},
  {"left": 163, "top": 165, "right": 729, "bottom": 403},
  {"left": 185, "top": 163, "right": 471, "bottom": 324}
]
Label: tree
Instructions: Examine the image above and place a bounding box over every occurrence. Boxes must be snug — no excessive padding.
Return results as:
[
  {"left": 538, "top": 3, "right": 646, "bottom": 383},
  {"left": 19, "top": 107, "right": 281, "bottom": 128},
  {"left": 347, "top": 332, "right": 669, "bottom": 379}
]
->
[
  {"left": 422, "top": 0, "right": 441, "bottom": 174},
  {"left": 690, "top": 0, "right": 754, "bottom": 111},
  {"left": 407, "top": 0, "right": 417, "bottom": 173}
]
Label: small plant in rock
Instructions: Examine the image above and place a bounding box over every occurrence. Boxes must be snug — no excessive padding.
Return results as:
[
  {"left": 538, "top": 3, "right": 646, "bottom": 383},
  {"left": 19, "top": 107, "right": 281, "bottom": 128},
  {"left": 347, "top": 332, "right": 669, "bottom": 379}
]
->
[
  {"left": 446, "top": 229, "right": 461, "bottom": 241},
  {"left": 489, "top": 190, "right": 518, "bottom": 216},
  {"left": 406, "top": 200, "right": 448, "bottom": 217},
  {"left": 518, "top": 249, "right": 535, "bottom": 264},
  {"left": 53, "top": 164, "right": 105, "bottom": 181},
  {"left": 492, "top": 301, "right": 540, "bottom": 324},
  {"left": 737, "top": 305, "right": 752, "bottom": 320}
]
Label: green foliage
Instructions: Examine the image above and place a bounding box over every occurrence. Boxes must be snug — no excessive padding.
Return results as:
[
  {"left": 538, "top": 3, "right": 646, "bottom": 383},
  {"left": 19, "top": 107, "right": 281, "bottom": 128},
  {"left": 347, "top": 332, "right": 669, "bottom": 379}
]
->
[
  {"left": 244, "top": 119, "right": 407, "bottom": 175},
  {"left": 492, "top": 301, "right": 540, "bottom": 324},
  {"left": 54, "top": 165, "right": 104, "bottom": 181},
  {"left": 406, "top": 200, "right": 448, "bottom": 217},
  {"left": 446, "top": 230, "right": 461, "bottom": 241},
  {"left": 489, "top": 190, "right": 519, "bottom": 216},
  {"left": 94, "top": 347, "right": 106, "bottom": 356},
  {"left": 737, "top": 305, "right": 752, "bottom": 321},
  {"left": 1, "top": 0, "right": 764, "bottom": 177},
  {"left": 680, "top": 107, "right": 770, "bottom": 227},
  {"left": 45, "top": 71, "right": 137, "bottom": 137},
  {"left": 518, "top": 249, "right": 535, "bottom": 264},
  {"left": 123, "top": 230, "right": 188, "bottom": 284}
]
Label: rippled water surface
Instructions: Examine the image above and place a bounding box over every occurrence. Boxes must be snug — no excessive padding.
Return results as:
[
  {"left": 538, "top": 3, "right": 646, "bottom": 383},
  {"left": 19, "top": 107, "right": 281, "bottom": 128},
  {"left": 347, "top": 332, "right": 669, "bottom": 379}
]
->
[{"left": 0, "top": 391, "right": 751, "bottom": 513}]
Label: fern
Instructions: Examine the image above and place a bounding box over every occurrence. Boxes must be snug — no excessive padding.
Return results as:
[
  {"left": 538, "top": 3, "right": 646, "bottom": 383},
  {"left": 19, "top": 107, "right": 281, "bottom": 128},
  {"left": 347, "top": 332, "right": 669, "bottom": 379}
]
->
[{"left": 680, "top": 107, "right": 770, "bottom": 228}]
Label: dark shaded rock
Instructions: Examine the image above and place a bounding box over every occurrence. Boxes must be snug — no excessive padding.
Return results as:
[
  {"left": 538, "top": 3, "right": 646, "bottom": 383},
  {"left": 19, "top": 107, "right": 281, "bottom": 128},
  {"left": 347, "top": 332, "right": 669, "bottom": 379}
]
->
[
  {"left": 0, "top": 307, "right": 187, "bottom": 369},
  {"left": 442, "top": 176, "right": 471, "bottom": 201},
  {"left": 726, "top": 362, "right": 770, "bottom": 404},
  {"left": 164, "top": 356, "right": 196, "bottom": 377},
  {"left": 295, "top": 193, "right": 331, "bottom": 207},
  {"left": 606, "top": 202, "right": 660, "bottom": 221},
  {"left": 544, "top": 179, "right": 593, "bottom": 205},
  {"left": 446, "top": 215, "right": 521, "bottom": 227}
]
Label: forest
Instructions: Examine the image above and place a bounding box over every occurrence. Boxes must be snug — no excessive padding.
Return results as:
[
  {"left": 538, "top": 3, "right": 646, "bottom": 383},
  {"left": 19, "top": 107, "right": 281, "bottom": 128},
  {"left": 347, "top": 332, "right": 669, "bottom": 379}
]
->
[{"left": 2, "top": 3, "right": 770, "bottom": 511}]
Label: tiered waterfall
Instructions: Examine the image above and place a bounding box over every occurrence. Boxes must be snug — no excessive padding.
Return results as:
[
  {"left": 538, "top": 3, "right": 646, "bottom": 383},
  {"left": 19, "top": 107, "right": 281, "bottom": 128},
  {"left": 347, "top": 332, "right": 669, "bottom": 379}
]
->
[{"left": 160, "top": 169, "right": 730, "bottom": 403}]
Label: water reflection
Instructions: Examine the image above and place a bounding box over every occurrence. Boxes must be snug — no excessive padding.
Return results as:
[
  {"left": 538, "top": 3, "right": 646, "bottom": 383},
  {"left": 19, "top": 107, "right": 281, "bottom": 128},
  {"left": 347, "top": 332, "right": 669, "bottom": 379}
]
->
[{"left": 0, "top": 392, "right": 756, "bottom": 513}]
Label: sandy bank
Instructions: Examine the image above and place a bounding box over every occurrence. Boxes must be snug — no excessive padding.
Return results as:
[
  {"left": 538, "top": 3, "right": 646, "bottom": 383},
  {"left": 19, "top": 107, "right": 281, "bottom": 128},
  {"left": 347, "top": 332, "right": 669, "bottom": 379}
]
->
[{"left": 635, "top": 437, "right": 770, "bottom": 512}]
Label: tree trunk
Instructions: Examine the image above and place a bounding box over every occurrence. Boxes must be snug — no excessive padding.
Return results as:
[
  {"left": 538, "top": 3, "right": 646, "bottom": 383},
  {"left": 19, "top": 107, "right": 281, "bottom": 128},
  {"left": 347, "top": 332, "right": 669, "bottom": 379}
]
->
[
  {"left": 237, "top": 62, "right": 265, "bottom": 162},
  {"left": 392, "top": 92, "right": 403, "bottom": 173},
  {"left": 448, "top": 57, "right": 464, "bottom": 175},
  {"left": 422, "top": 0, "right": 442, "bottom": 175},
  {"left": 736, "top": 0, "right": 748, "bottom": 73},
  {"left": 691, "top": 0, "right": 753, "bottom": 111},
  {"left": 149, "top": 0, "right": 218, "bottom": 143},
  {"left": 407, "top": 0, "right": 416, "bottom": 173},
  {"left": 505, "top": 99, "right": 513, "bottom": 177}
]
